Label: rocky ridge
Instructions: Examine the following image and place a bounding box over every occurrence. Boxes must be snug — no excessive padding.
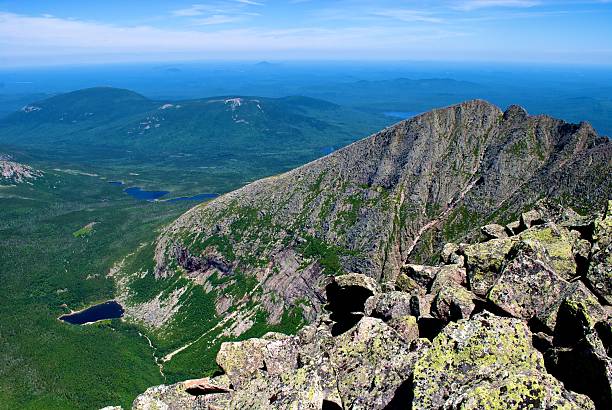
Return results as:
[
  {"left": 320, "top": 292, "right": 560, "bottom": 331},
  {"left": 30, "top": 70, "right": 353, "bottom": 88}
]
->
[
  {"left": 130, "top": 200, "right": 611, "bottom": 409},
  {"left": 121, "top": 100, "right": 611, "bottom": 333},
  {"left": 0, "top": 154, "right": 42, "bottom": 184}
]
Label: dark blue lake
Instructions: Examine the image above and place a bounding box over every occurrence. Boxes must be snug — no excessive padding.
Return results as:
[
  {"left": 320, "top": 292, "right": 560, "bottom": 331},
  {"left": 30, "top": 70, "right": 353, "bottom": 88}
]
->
[
  {"left": 383, "top": 111, "right": 421, "bottom": 119},
  {"left": 124, "top": 187, "right": 169, "bottom": 201},
  {"left": 167, "top": 193, "right": 219, "bottom": 202},
  {"left": 60, "top": 301, "right": 124, "bottom": 325},
  {"left": 108, "top": 181, "right": 124, "bottom": 186}
]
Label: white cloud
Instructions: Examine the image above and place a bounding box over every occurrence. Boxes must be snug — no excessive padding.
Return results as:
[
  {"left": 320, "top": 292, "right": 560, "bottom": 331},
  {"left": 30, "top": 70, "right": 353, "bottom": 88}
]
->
[
  {"left": 0, "top": 12, "right": 468, "bottom": 65},
  {"left": 373, "top": 9, "right": 445, "bottom": 23},
  {"left": 172, "top": 5, "right": 209, "bottom": 17},
  {"left": 171, "top": 1, "right": 261, "bottom": 24},
  {"left": 192, "top": 14, "right": 246, "bottom": 25},
  {"left": 235, "top": 0, "right": 264, "bottom": 5}
]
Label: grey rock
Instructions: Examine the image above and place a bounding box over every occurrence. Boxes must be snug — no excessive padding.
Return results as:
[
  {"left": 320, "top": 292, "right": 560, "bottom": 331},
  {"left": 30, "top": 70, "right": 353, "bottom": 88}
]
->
[
  {"left": 520, "top": 209, "right": 544, "bottom": 230},
  {"left": 586, "top": 200, "right": 612, "bottom": 303},
  {"left": 401, "top": 264, "right": 440, "bottom": 289},
  {"left": 441, "top": 242, "right": 460, "bottom": 264},
  {"left": 481, "top": 223, "right": 508, "bottom": 240},
  {"left": 364, "top": 291, "right": 415, "bottom": 320},
  {"left": 505, "top": 220, "right": 522, "bottom": 236},
  {"left": 333, "top": 272, "right": 380, "bottom": 295}
]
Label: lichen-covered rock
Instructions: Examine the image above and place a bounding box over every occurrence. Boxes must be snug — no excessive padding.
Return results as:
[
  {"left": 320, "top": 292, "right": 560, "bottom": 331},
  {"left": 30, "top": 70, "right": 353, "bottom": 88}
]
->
[
  {"left": 506, "top": 220, "right": 522, "bottom": 236},
  {"left": 394, "top": 272, "right": 423, "bottom": 295},
  {"left": 216, "top": 338, "right": 268, "bottom": 387},
  {"left": 547, "top": 332, "right": 612, "bottom": 409},
  {"left": 132, "top": 375, "right": 232, "bottom": 409},
  {"left": 228, "top": 365, "right": 328, "bottom": 409},
  {"left": 447, "top": 371, "right": 595, "bottom": 410},
  {"left": 387, "top": 315, "right": 419, "bottom": 343},
  {"left": 587, "top": 244, "right": 611, "bottom": 304},
  {"left": 441, "top": 242, "right": 462, "bottom": 264},
  {"left": 487, "top": 241, "right": 570, "bottom": 321},
  {"left": 431, "top": 282, "right": 475, "bottom": 322},
  {"left": 364, "top": 291, "right": 414, "bottom": 321},
  {"left": 587, "top": 201, "right": 612, "bottom": 303},
  {"left": 329, "top": 317, "right": 422, "bottom": 409},
  {"left": 481, "top": 223, "right": 508, "bottom": 240},
  {"left": 429, "top": 264, "right": 467, "bottom": 293},
  {"left": 519, "top": 223, "right": 578, "bottom": 280},
  {"left": 428, "top": 264, "right": 474, "bottom": 321},
  {"left": 412, "top": 313, "right": 595, "bottom": 409},
  {"left": 538, "top": 281, "right": 606, "bottom": 334},
  {"left": 573, "top": 238, "right": 592, "bottom": 264},
  {"left": 262, "top": 334, "right": 300, "bottom": 376},
  {"left": 464, "top": 237, "right": 515, "bottom": 296}
]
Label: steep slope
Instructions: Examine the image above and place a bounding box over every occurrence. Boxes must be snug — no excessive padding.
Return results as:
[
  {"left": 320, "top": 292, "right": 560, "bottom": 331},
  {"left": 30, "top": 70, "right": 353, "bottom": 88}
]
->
[{"left": 116, "top": 100, "right": 611, "bottom": 381}]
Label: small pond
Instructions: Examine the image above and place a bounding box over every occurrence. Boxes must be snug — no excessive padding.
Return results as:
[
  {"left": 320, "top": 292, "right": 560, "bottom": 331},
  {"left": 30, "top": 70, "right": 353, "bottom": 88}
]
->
[
  {"left": 108, "top": 181, "right": 218, "bottom": 203},
  {"left": 124, "top": 186, "right": 169, "bottom": 201},
  {"left": 60, "top": 300, "right": 124, "bottom": 325}
]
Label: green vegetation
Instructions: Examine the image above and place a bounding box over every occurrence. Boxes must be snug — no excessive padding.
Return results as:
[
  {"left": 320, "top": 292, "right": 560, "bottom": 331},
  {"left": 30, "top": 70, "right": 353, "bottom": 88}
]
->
[
  {"left": 297, "top": 234, "right": 345, "bottom": 275},
  {"left": 0, "top": 87, "right": 386, "bottom": 407},
  {"left": 335, "top": 192, "right": 364, "bottom": 227},
  {"left": 72, "top": 222, "right": 96, "bottom": 238},
  {"left": 0, "top": 88, "right": 391, "bottom": 194},
  {"left": 442, "top": 204, "right": 482, "bottom": 242},
  {"left": 0, "top": 167, "right": 193, "bottom": 409}
]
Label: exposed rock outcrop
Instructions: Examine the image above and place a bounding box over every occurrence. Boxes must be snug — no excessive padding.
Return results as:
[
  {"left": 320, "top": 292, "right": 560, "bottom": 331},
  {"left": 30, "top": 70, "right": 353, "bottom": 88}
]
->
[
  {"left": 138, "top": 100, "right": 611, "bottom": 333},
  {"left": 0, "top": 154, "right": 42, "bottom": 184},
  {"left": 131, "top": 202, "right": 612, "bottom": 409}
]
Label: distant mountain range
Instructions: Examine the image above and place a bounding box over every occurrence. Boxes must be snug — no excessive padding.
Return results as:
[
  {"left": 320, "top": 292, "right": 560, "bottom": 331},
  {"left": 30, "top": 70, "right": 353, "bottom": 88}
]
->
[{"left": 0, "top": 87, "right": 391, "bottom": 167}]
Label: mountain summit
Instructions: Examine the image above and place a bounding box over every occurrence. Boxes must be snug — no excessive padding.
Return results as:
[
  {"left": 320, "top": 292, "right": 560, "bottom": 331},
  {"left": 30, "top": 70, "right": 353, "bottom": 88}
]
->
[{"left": 116, "top": 100, "right": 610, "bottom": 382}]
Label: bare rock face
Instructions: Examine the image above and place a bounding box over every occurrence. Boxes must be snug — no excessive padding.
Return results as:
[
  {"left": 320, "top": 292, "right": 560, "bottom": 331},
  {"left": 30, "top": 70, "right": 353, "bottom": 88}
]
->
[
  {"left": 0, "top": 154, "right": 42, "bottom": 184},
  {"left": 130, "top": 202, "right": 611, "bottom": 410},
  {"left": 142, "top": 100, "right": 610, "bottom": 332}
]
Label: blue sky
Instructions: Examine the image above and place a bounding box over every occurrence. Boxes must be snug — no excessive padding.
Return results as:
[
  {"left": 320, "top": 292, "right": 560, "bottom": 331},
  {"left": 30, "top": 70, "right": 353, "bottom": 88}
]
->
[{"left": 0, "top": 0, "right": 611, "bottom": 66}]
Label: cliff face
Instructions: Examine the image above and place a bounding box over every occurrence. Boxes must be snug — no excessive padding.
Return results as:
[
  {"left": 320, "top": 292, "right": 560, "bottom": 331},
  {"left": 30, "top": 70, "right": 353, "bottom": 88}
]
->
[
  {"left": 147, "top": 100, "right": 610, "bottom": 325},
  {"left": 131, "top": 201, "right": 612, "bottom": 409}
]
